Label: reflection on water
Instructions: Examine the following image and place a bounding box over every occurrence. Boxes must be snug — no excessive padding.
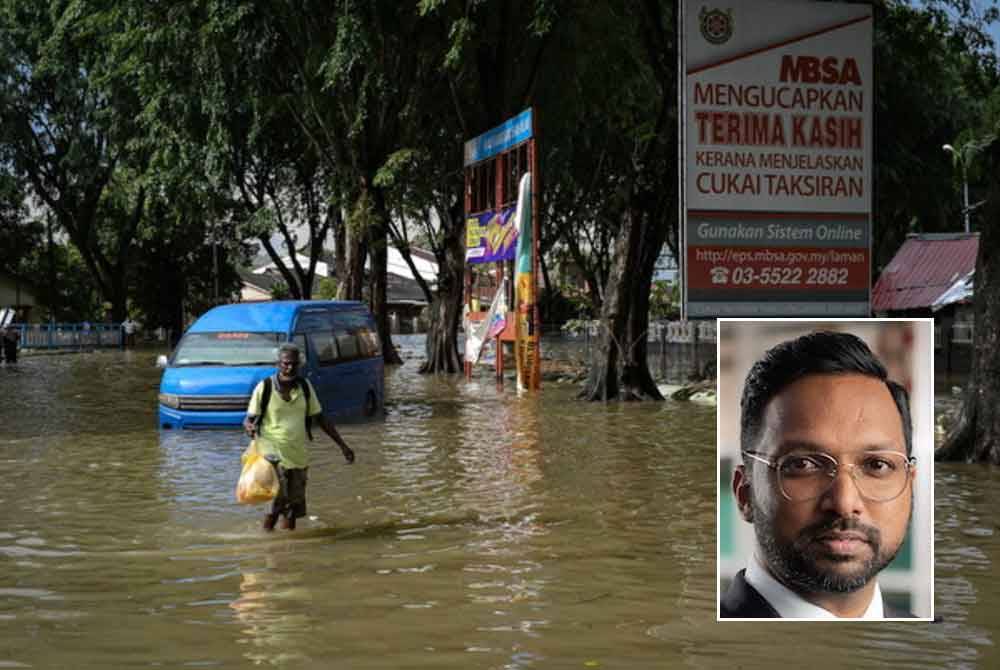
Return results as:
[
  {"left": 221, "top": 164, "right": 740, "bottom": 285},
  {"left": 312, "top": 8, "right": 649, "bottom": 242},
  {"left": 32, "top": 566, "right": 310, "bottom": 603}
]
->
[{"left": 0, "top": 341, "right": 998, "bottom": 668}]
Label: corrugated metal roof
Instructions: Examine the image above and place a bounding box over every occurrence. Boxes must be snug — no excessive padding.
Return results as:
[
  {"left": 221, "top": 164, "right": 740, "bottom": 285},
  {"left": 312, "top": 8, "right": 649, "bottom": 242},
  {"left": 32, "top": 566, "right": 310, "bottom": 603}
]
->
[
  {"left": 872, "top": 233, "right": 979, "bottom": 311},
  {"left": 932, "top": 270, "right": 975, "bottom": 311}
]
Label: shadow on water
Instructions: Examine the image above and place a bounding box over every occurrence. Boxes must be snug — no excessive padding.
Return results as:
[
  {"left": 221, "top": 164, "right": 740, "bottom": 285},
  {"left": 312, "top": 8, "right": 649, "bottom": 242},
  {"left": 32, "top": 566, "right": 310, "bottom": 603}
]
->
[{"left": 0, "top": 339, "right": 998, "bottom": 668}]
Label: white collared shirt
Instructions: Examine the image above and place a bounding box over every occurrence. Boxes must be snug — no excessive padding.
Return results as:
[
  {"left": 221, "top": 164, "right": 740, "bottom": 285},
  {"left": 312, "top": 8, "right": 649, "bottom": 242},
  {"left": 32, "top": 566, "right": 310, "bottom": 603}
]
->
[{"left": 746, "top": 554, "right": 884, "bottom": 619}]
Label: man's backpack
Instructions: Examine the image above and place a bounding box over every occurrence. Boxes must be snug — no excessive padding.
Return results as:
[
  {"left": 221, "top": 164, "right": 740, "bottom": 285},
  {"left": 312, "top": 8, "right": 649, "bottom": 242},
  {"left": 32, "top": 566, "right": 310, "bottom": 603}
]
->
[{"left": 254, "top": 376, "right": 314, "bottom": 441}]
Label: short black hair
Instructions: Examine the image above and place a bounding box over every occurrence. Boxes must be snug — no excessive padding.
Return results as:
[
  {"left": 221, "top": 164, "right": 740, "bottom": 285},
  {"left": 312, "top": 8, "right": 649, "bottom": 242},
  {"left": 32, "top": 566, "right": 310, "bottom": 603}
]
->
[{"left": 739, "top": 330, "right": 912, "bottom": 461}]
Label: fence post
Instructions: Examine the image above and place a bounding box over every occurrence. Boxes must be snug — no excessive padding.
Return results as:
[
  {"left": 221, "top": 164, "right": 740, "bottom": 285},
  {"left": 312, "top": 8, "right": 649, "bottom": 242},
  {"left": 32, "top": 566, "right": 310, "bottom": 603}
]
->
[
  {"left": 659, "top": 322, "right": 667, "bottom": 380},
  {"left": 691, "top": 320, "right": 700, "bottom": 379}
]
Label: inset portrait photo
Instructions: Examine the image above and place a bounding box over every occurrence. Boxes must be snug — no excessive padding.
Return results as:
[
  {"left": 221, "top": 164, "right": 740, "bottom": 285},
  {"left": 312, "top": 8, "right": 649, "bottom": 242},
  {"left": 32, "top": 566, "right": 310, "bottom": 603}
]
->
[{"left": 717, "top": 319, "right": 934, "bottom": 621}]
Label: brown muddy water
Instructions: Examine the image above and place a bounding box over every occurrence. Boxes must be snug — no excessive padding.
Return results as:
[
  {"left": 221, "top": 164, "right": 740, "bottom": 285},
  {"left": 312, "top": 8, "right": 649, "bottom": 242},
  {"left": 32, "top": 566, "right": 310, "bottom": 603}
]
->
[{"left": 1, "top": 339, "right": 999, "bottom": 669}]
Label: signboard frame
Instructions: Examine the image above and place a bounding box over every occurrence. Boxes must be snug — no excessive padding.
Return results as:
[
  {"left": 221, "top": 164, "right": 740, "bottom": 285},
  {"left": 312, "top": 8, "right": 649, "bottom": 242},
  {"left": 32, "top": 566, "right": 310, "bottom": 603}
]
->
[
  {"left": 462, "top": 108, "right": 541, "bottom": 389},
  {"left": 680, "top": 0, "right": 874, "bottom": 319}
]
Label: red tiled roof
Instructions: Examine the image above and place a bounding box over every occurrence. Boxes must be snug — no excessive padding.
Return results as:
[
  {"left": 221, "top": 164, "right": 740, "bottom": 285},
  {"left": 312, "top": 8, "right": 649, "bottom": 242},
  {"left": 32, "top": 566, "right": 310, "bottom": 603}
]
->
[{"left": 872, "top": 233, "right": 979, "bottom": 311}]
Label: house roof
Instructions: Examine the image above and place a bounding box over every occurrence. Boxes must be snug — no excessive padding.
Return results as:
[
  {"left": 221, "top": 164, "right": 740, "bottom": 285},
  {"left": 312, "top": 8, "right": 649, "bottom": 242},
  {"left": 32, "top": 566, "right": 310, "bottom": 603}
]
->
[
  {"left": 252, "top": 247, "right": 439, "bottom": 285},
  {"left": 387, "top": 272, "right": 430, "bottom": 304},
  {"left": 872, "top": 233, "right": 979, "bottom": 312},
  {"left": 239, "top": 268, "right": 282, "bottom": 292},
  {"left": 253, "top": 254, "right": 332, "bottom": 278},
  {"left": 239, "top": 268, "right": 430, "bottom": 306}
]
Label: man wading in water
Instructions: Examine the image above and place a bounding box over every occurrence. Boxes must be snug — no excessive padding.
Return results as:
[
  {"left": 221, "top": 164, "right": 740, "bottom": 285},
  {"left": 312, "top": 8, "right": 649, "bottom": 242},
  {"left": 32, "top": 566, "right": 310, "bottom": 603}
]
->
[{"left": 243, "top": 342, "right": 355, "bottom": 531}]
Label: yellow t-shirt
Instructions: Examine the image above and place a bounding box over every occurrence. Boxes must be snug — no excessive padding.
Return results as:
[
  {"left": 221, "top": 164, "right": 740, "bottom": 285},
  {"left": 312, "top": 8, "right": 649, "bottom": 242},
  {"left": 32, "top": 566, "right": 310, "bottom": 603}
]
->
[{"left": 246, "top": 377, "right": 323, "bottom": 469}]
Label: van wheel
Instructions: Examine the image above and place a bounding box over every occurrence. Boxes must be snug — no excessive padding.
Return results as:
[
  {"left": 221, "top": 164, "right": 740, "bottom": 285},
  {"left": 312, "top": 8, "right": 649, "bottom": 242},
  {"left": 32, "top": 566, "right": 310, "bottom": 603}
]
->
[{"left": 364, "top": 391, "right": 378, "bottom": 417}]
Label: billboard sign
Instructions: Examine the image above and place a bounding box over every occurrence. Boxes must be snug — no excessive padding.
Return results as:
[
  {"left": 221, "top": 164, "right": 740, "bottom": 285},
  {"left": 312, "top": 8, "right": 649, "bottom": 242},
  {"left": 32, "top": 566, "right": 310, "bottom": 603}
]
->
[
  {"left": 464, "top": 108, "right": 533, "bottom": 167},
  {"left": 681, "top": 1, "right": 873, "bottom": 317},
  {"left": 465, "top": 206, "right": 518, "bottom": 263}
]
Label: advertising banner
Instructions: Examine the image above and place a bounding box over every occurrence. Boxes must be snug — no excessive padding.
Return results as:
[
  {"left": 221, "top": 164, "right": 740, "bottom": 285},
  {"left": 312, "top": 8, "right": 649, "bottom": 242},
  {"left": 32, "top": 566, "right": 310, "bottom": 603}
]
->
[
  {"left": 682, "top": 0, "right": 872, "bottom": 317},
  {"left": 514, "top": 173, "right": 540, "bottom": 392},
  {"left": 465, "top": 206, "right": 518, "bottom": 263},
  {"left": 464, "top": 277, "right": 509, "bottom": 365}
]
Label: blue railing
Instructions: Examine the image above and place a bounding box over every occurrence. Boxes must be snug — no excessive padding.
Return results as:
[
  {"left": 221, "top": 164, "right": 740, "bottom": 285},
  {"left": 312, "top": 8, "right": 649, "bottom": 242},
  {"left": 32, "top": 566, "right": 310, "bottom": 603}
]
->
[{"left": 9, "top": 323, "right": 124, "bottom": 349}]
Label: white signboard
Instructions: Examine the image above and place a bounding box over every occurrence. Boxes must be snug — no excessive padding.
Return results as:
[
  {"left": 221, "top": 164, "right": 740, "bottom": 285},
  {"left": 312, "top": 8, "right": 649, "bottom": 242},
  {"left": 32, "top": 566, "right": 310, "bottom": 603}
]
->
[{"left": 682, "top": 0, "right": 872, "bottom": 317}]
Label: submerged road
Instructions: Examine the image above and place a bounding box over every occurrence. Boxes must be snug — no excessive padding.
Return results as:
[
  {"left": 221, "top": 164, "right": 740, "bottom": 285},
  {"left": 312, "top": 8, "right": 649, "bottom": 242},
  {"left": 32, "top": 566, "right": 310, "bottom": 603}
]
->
[{"left": 0, "top": 339, "right": 997, "bottom": 668}]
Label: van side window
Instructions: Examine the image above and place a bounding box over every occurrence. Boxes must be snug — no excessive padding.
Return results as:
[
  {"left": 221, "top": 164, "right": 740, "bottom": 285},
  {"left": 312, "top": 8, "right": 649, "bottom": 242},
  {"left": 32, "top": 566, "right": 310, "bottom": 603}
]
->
[
  {"left": 334, "top": 329, "right": 359, "bottom": 361},
  {"left": 309, "top": 331, "right": 339, "bottom": 366},
  {"left": 330, "top": 311, "right": 381, "bottom": 361},
  {"left": 357, "top": 326, "right": 380, "bottom": 358}
]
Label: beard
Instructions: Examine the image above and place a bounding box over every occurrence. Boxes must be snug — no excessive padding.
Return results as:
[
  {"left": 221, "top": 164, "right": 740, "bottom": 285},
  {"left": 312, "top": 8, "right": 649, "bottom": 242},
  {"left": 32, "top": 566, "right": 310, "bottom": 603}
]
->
[{"left": 751, "top": 502, "right": 903, "bottom": 594}]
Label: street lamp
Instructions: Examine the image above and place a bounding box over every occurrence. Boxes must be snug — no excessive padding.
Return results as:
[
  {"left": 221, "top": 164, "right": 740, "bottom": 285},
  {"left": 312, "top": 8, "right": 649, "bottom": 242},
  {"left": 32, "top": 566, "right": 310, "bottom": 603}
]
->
[{"left": 943, "top": 143, "right": 971, "bottom": 233}]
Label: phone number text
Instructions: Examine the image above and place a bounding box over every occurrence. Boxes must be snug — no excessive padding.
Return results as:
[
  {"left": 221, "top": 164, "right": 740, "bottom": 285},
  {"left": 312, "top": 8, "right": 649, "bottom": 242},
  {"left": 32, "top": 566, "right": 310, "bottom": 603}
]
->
[{"left": 719, "top": 266, "right": 850, "bottom": 286}]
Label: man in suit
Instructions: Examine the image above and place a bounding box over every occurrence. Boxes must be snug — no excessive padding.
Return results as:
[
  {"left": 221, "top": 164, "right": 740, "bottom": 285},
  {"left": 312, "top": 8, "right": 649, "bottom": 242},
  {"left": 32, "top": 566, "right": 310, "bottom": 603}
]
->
[{"left": 721, "top": 331, "right": 917, "bottom": 619}]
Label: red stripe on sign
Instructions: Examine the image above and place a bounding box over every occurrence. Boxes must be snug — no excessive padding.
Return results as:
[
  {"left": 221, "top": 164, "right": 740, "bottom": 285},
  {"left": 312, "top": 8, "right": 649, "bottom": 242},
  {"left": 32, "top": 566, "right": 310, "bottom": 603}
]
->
[{"left": 687, "top": 245, "right": 868, "bottom": 291}]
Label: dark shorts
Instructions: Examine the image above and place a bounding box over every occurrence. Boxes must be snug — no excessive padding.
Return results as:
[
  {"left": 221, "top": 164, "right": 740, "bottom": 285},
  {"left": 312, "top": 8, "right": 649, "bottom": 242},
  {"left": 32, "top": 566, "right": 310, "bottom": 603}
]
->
[{"left": 267, "top": 462, "right": 308, "bottom": 519}]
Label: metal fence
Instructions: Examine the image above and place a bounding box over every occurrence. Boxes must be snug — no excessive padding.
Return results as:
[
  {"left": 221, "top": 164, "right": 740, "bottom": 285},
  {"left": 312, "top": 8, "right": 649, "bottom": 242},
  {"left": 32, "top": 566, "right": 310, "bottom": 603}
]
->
[
  {"left": 10, "top": 323, "right": 124, "bottom": 349},
  {"left": 554, "top": 319, "right": 718, "bottom": 383}
]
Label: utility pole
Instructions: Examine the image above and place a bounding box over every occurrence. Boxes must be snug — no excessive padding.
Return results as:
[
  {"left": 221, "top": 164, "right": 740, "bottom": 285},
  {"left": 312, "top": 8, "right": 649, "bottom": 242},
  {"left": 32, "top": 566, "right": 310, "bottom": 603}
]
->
[
  {"left": 944, "top": 142, "right": 975, "bottom": 233},
  {"left": 962, "top": 178, "right": 970, "bottom": 234}
]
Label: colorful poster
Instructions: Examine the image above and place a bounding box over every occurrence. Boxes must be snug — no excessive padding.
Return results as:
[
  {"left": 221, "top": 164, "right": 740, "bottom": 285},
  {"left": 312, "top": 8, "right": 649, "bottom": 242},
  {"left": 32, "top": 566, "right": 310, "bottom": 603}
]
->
[
  {"left": 514, "top": 173, "right": 539, "bottom": 392},
  {"left": 466, "top": 206, "right": 518, "bottom": 264},
  {"left": 682, "top": 0, "right": 872, "bottom": 317}
]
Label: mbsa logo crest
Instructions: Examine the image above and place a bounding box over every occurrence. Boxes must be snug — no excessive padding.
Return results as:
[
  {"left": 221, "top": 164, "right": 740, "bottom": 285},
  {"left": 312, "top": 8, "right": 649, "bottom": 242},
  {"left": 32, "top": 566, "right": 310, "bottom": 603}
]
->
[{"left": 700, "top": 7, "right": 734, "bottom": 45}]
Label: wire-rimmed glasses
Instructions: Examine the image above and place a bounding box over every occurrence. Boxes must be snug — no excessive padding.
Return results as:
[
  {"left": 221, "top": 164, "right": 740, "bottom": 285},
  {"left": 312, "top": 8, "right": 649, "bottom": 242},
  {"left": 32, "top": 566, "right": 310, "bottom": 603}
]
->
[{"left": 742, "top": 449, "right": 915, "bottom": 503}]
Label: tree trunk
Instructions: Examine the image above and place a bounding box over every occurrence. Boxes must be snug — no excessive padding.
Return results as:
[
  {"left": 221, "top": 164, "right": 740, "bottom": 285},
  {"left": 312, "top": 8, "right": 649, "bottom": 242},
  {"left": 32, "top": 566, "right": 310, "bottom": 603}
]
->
[
  {"left": 109, "top": 271, "right": 129, "bottom": 323},
  {"left": 334, "top": 213, "right": 347, "bottom": 284},
  {"left": 420, "top": 201, "right": 466, "bottom": 374},
  {"left": 258, "top": 235, "right": 302, "bottom": 299},
  {"left": 369, "top": 189, "right": 403, "bottom": 365},
  {"left": 621, "top": 219, "right": 664, "bottom": 399},
  {"left": 420, "top": 292, "right": 464, "bottom": 373},
  {"left": 338, "top": 224, "right": 366, "bottom": 301},
  {"left": 937, "top": 139, "right": 1000, "bottom": 463},
  {"left": 580, "top": 195, "right": 667, "bottom": 401},
  {"left": 164, "top": 262, "right": 186, "bottom": 345},
  {"left": 580, "top": 214, "right": 629, "bottom": 401},
  {"left": 576, "top": 0, "right": 675, "bottom": 401}
]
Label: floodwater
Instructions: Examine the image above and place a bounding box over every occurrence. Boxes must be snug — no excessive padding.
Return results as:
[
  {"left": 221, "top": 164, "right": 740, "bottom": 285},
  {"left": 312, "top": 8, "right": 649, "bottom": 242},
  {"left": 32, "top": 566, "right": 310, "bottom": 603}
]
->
[{"left": 1, "top": 338, "right": 998, "bottom": 669}]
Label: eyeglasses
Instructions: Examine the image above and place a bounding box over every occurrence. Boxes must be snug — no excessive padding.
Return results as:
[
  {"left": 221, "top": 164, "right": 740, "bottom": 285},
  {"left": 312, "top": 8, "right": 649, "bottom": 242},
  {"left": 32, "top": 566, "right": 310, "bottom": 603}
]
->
[{"left": 741, "top": 449, "right": 915, "bottom": 503}]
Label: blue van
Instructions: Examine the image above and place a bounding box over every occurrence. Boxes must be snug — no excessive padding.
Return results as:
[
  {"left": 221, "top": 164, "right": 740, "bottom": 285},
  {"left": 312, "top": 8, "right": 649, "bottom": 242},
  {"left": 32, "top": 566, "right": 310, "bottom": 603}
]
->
[{"left": 157, "top": 301, "right": 384, "bottom": 429}]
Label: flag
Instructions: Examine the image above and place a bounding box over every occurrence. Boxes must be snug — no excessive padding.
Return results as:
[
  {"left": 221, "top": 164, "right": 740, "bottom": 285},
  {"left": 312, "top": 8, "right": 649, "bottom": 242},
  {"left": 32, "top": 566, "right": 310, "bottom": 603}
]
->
[{"left": 514, "top": 172, "right": 540, "bottom": 392}]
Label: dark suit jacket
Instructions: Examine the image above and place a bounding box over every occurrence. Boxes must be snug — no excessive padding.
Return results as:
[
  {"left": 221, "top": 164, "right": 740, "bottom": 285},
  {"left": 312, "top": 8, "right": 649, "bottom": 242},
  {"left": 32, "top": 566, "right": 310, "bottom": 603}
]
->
[{"left": 720, "top": 569, "right": 916, "bottom": 618}]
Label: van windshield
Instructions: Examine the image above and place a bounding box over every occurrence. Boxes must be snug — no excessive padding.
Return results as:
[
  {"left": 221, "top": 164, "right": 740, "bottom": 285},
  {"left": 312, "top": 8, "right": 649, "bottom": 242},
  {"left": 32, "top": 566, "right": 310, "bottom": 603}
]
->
[{"left": 171, "top": 332, "right": 283, "bottom": 367}]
